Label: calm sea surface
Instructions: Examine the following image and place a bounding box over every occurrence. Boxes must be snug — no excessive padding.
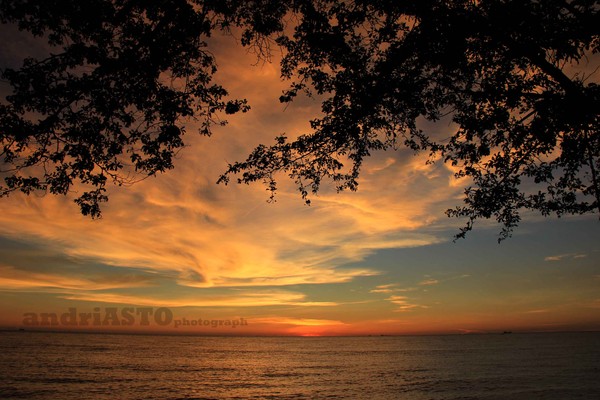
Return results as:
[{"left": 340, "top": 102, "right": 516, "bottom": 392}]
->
[{"left": 1, "top": 331, "right": 599, "bottom": 399}]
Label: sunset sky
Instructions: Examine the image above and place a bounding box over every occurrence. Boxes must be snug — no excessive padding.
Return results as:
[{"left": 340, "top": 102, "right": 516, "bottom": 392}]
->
[{"left": 1, "top": 26, "right": 599, "bottom": 336}]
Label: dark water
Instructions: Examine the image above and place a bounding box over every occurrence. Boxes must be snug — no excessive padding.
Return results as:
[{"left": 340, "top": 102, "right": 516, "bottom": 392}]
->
[{"left": 1, "top": 331, "right": 599, "bottom": 399}]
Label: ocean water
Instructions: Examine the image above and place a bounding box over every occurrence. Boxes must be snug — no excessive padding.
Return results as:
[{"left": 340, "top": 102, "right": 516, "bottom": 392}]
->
[{"left": 0, "top": 331, "right": 599, "bottom": 399}]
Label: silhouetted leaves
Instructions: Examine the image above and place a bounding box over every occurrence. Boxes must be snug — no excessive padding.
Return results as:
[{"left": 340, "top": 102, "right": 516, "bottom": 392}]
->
[
  {"left": 1, "top": 1, "right": 598, "bottom": 239},
  {"left": 0, "top": 0, "right": 249, "bottom": 216},
  {"left": 220, "top": 0, "right": 600, "bottom": 240}
]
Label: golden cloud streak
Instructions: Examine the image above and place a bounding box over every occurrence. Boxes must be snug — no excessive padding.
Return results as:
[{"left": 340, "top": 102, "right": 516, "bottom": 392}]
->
[
  {"left": 0, "top": 33, "right": 461, "bottom": 295},
  {"left": 387, "top": 295, "right": 429, "bottom": 313},
  {"left": 0, "top": 265, "right": 153, "bottom": 291},
  {"left": 58, "top": 290, "right": 337, "bottom": 308}
]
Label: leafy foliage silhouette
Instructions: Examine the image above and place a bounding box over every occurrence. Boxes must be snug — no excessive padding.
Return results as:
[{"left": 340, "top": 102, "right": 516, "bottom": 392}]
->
[
  {"left": 0, "top": 0, "right": 250, "bottom": 217},
  {"left": 1, "top": 0, "right": 599, "bottom": 239},
  {"left": 220, "top": 0, "right": 600, "bottom": 239}
]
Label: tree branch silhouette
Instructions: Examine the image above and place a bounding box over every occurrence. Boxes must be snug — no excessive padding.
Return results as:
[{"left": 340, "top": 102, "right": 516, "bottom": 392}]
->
[{"left": 1, "top": 0, "right": 598, "bottom": 239}]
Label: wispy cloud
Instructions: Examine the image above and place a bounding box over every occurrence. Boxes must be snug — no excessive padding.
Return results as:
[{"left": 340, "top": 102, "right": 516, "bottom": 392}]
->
[
  {"left": 370, "top": 284, "right": 397, "bottom": 294},
  {"left": 0, "top": 265, "right": 154, "bottom": 291},
  {"left": 370, "top": 283, "right": 419, "bottom": 294},
  {"left": 522, "top": 309, "right": 551, "bottom": 314},
  {"left": 370, "top": 274, "right": 470, "bottom": 295},
  {"left": 59, "top": 290, "right": 337, "bottom": 308},
  {"left": 394, "top": 287, "right": 419, "bottom": 292},
  {"left": 0, "top": 32, "right": 461, "bottom": 314},
  {"left": 544, "top": 253, "right": 587, "bottom": 262},
  {"left": 372, "top": 274, "right": 470, "bottom": 295},
  {"left": 0, "top": 133, "right": 452, "bottom": 294},
  {"left": 387, "top": 295, "right": 428, "bottom": 312}
]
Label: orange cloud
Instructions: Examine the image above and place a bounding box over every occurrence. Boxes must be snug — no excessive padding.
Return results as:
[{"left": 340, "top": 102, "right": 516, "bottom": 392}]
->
[
  {"left": 370, "top": 283, "right": 419, "bottom": 294},
  {"left": 369, "top": 284, "right": 397, "bottom": 293},
  {"left": 387, "top": 295, "right": 429, "bottom": 313},
  {"left": 0, "top": 30, "right": 461, "bottom": 303},
  {"left": 58, "top": 290, "right": 337, "bottom": 308},
  {"left": 0, "top": 265, "right": 154, "bottom": 291}
]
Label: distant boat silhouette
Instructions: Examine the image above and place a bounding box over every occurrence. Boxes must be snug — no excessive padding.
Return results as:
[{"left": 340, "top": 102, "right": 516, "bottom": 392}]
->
[{"left": 502, "top": 331, "right": 512, "bottom": 334}]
